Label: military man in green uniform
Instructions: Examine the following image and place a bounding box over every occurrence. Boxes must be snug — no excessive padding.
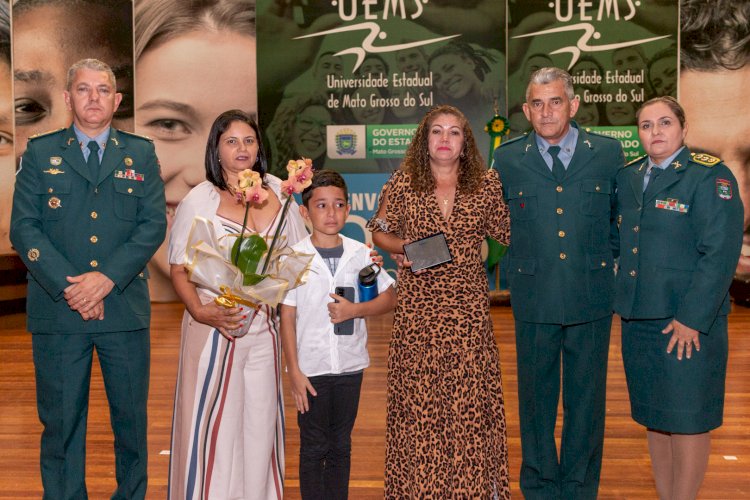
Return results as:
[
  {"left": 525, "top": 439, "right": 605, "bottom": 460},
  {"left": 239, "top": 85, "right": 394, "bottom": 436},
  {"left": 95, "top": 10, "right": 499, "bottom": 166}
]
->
[
  {"left": 10, "top": 59, "right": 165, "bottom": 499},
  {"left": 493, "top": 67, "right": 624, "bottom": 499}
]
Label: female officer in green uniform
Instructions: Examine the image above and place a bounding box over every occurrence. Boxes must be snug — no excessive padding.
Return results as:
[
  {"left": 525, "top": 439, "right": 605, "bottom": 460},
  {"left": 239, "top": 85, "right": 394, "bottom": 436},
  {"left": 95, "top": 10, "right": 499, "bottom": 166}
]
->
[{"left": 614, "top": 96, "right": 743, "bottom": 499}]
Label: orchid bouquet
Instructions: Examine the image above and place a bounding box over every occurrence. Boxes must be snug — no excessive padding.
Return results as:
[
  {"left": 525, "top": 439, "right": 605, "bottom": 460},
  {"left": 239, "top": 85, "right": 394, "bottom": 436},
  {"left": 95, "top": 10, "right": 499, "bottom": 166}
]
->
[
  {"left": 184, "top": 159, "right": 315, "bottom": 337},
  {"left": 231, "top": 158, "right": 314, "bottom": 285}
]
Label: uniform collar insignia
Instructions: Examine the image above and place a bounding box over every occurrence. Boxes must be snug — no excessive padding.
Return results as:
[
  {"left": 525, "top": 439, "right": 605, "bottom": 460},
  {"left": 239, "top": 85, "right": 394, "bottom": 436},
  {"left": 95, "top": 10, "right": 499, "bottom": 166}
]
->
[
  {"left": 672, "top": 160, "right": 682, "bottom": 169},
  {"left": 584, "top": 139, "right": 592, "bottom": 149}
]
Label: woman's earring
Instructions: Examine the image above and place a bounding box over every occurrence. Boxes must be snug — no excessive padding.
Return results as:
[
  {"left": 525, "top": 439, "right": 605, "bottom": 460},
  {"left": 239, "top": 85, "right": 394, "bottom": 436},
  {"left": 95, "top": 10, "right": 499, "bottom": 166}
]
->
[
  {"left": 218, "top": 157, "right": 222, "bottom": 163},
  {"left": 460, "top": 151, "right": 466, "bottom": 159}
]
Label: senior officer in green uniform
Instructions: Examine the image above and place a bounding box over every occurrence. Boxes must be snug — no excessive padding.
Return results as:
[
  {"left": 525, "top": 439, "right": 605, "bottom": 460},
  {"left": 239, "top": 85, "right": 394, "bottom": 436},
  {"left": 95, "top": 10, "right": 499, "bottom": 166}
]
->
[
  {"left": 614, "top": 96, "right": 742, "bottom": 500},
  {"left": 493, "top": 67, "right": 623, "bottom": 500},
  {"left": 10, "top": 59, "right": 165, "bottom": 500}
]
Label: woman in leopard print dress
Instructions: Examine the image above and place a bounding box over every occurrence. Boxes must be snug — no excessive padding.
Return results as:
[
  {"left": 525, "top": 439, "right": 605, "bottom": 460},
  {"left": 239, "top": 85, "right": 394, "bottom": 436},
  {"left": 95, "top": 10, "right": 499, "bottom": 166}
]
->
[{"left": 368, "top": 105, "right": 511, "bottom": 498}]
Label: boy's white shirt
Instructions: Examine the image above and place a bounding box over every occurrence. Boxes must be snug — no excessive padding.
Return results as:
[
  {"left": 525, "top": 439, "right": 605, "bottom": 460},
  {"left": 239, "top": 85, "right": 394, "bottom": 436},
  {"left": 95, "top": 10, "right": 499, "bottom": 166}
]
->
[{"left": 283, "top": 234, "right": 395, "bottom": 377}]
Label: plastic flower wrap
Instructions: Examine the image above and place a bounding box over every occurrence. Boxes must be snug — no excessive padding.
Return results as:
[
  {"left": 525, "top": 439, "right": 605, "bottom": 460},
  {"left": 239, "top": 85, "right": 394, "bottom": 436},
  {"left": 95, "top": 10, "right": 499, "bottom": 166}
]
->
[{"left": 184, "top": 161, "right": 315, "bottom": 337}]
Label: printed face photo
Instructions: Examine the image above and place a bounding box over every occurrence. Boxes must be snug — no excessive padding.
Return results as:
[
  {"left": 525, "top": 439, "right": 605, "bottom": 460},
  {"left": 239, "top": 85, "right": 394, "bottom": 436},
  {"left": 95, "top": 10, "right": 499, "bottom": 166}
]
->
[{"left": 12, "top": 2, "right": 133, "bottom": 158}]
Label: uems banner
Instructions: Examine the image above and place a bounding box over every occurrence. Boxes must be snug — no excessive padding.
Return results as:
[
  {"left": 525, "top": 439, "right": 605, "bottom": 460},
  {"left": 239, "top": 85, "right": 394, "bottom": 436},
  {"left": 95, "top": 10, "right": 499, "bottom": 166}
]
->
[
  {"left": 507, "top": 0, "right": 678, "bottom": 161},
  {"left": 257, "top": 0, "right": 507, "bottom": 176}
]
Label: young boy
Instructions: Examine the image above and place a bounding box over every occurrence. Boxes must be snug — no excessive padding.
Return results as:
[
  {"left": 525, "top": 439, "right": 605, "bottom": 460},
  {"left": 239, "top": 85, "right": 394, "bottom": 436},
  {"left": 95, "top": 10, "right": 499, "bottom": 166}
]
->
[{"left": 280, "top": 170, "right": 396, "bottom": 499}]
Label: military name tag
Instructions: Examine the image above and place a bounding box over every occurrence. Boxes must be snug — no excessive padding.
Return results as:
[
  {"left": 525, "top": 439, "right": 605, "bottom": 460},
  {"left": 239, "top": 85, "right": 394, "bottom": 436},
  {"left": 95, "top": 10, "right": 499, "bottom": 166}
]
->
[
  {"left": 716, "top": 179, "right": 733, "bottom": 200},
  {"left": 655, "top": 198, "right": 688, "bottom": 213}
]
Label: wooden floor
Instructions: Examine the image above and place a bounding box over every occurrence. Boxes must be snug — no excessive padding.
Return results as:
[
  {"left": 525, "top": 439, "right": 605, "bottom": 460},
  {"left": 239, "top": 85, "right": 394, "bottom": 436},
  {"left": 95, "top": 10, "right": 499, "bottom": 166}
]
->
[{"left": 1, "top": 304, "right": 749, "bottom": 499}]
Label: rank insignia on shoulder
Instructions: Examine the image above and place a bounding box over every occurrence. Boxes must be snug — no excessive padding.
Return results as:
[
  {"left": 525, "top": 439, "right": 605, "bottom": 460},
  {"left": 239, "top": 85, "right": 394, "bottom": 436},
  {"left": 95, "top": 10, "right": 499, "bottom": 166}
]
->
[
  {"left": 716, "top": 178, "right": 733, "bottom": 200},
  {"left": 28, "top": 128, "right": 65, "bottom": 141},
  {"left": 118, "top": 130, "right": 153, "bottom": 141},
  {"left": 43, "top": 168, "right": 65, "bottom": 175},
  {"left": 27, "top": 248, "right": 40, "bottom": 261},
  {"left": 691, "top": 152, "right": 720, "bottom": 166},
  {"left": 626, "top": 154, "right": 647, "bottom": 169}
]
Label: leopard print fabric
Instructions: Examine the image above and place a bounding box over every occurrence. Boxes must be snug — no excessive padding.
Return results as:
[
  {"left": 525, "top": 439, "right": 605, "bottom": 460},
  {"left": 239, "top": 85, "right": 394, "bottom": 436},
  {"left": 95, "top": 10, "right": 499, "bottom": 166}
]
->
[{"left": 368, "top": 169, "right": 512, "bottom": 498}]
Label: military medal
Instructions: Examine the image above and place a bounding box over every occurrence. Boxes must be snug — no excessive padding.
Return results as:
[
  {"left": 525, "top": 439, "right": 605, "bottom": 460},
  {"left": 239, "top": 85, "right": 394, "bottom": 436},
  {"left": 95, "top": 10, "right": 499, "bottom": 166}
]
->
[
  {"left": 716, "top": 179, "right": 733, "bottom": 200},
  {"left": 124, "top": 157, "right": 133, "bottom": 166},
  {"left": 114, "top": 169, "right": 144, "bottom": 181},
  {"left": 50, "top": 156, "right": 62, "bottom": 166},
  {"left": 655, "top": 198, "right": 689, "bottom": 213},
  {"left": 48, "top": 197, "right": 62, "bottom": 209},
  {"left": 27, "top": 248, "right": 40, "bottom": 261}
]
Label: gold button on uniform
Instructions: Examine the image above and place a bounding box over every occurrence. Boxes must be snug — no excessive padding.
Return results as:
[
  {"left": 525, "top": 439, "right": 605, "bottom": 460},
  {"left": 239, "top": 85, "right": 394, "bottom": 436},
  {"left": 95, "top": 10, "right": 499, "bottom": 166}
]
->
[
  {"left": 90, "top": 211, "right": 98, "bottom": 219},
  {"left": 632, "top": 247, "right": 638, "bottom": 254},
  {"left": 90, "top": 260, "right": 98, "bottom": 268},
  {"left": 560, "top": 253, "right": 567, "bottom": 260},
  {"left": 629, "top": 270, "right": 637, "bottom": 277},
  {"left": 558, "top": 230, "right": 566, "bottom": 238},
  {"left": 601, "top": 261, "right": 607, "bottom": 267},
  {"left": 90, "top": 235, "right": 98, "bottom": 243},
  {"left": 128, "top": 187, "right": 133, "bottom": 194},
  {"left": 556, "top": 208, "right": 563, "bottom": 215},
  {"left": 48, "top": 188, "right": 53, "bottom": 193},
  {"left": 633, "top": 226, "right": 639, "bottom": 232},
  {"left": 595, "top": 185, "right": 601, "bottom": 191},
  {"left": 556, "top": 186, "right": 563, "bottom": 193}
]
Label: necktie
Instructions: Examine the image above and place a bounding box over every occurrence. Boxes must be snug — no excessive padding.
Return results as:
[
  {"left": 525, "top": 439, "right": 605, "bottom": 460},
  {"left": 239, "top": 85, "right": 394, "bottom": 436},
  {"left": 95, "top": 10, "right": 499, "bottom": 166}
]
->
[
  {"left": 643, "top": 165, "right": 661, "bottom": 192},
  {"left": 548, "top": 145, "right": 566, "bottom": 182},
  {"left": 87, "top": 140, "right": 100, "bottom": 177}
]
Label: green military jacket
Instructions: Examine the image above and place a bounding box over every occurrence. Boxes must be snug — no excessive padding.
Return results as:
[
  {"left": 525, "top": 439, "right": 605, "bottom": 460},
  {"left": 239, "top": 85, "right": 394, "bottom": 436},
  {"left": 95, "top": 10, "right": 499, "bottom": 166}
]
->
[
  {"left": 493, "top": 123, "right": 624, "bottom": 324},
  {"left": 10, "top": 125, "right": 166, "bottom": 333},
  {"left": 614, "top": 148, "right": 743, "bottom": 332}
]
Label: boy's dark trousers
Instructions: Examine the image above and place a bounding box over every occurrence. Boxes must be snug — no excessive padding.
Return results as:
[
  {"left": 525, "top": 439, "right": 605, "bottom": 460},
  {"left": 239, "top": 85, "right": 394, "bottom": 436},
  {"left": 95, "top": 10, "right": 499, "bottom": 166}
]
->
[{"left": 298, "top": 372, "right": 363, "bottom": 500}]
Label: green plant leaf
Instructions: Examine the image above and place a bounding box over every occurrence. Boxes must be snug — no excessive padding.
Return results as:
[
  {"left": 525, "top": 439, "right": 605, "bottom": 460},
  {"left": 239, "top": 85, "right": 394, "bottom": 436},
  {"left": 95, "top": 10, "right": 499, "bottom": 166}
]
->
[{"left": 231, "top": 234, "right": 268, "bottom": 279}]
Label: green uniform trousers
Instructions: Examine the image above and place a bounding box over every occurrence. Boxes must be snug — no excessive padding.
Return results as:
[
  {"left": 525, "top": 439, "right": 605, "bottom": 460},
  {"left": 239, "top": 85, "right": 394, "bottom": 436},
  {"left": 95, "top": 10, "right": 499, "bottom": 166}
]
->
[
  {"left": 515, "top": 317, "right": 611, "bottom": 500},
  {"left": 32, "top": 329, "right": 149, "bottom": 500}
]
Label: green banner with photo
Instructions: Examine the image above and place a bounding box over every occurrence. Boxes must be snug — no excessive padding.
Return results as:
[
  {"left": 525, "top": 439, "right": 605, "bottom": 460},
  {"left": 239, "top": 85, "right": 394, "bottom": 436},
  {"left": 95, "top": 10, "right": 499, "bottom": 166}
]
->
[
  {"left": 256, "top": 0, "right": 506, "bottom": 176},
  {"left": 507, "top": 0, "right": 678, "bottom": 157}
]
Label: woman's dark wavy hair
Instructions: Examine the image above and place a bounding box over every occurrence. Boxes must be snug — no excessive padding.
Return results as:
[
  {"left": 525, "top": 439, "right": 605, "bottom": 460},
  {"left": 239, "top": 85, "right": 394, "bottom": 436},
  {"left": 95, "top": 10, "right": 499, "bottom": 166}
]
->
[
  {"left": 681, "top": 0, "right": 750, "bottom": 71},
  {"left": 205, "top": 109, "right": 267, "bottom": 190},
  {"left": 402, "top": 105, "right": 486, "bottom": 194}
]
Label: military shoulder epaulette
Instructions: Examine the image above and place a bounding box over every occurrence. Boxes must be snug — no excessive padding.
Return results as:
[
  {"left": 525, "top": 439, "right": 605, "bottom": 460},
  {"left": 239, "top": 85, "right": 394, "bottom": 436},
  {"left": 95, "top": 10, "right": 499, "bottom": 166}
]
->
[
  {"left": 117, "top": 129, "right": 154, "bottom": 142},
  {"left": 28, "top": 128, "right": 66, "bottom": 141},
  {"left": 690, "top": 152, "right": 721, "bottom": 167},
  {"left": 498, "top": 134, "right": 528, "bottom": 148},
  {"left": 583, "top": 128, "right": 619, "bottom": 142},
  {"left": 626, "top": 154, "right": 647, "bottom": 168}
]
